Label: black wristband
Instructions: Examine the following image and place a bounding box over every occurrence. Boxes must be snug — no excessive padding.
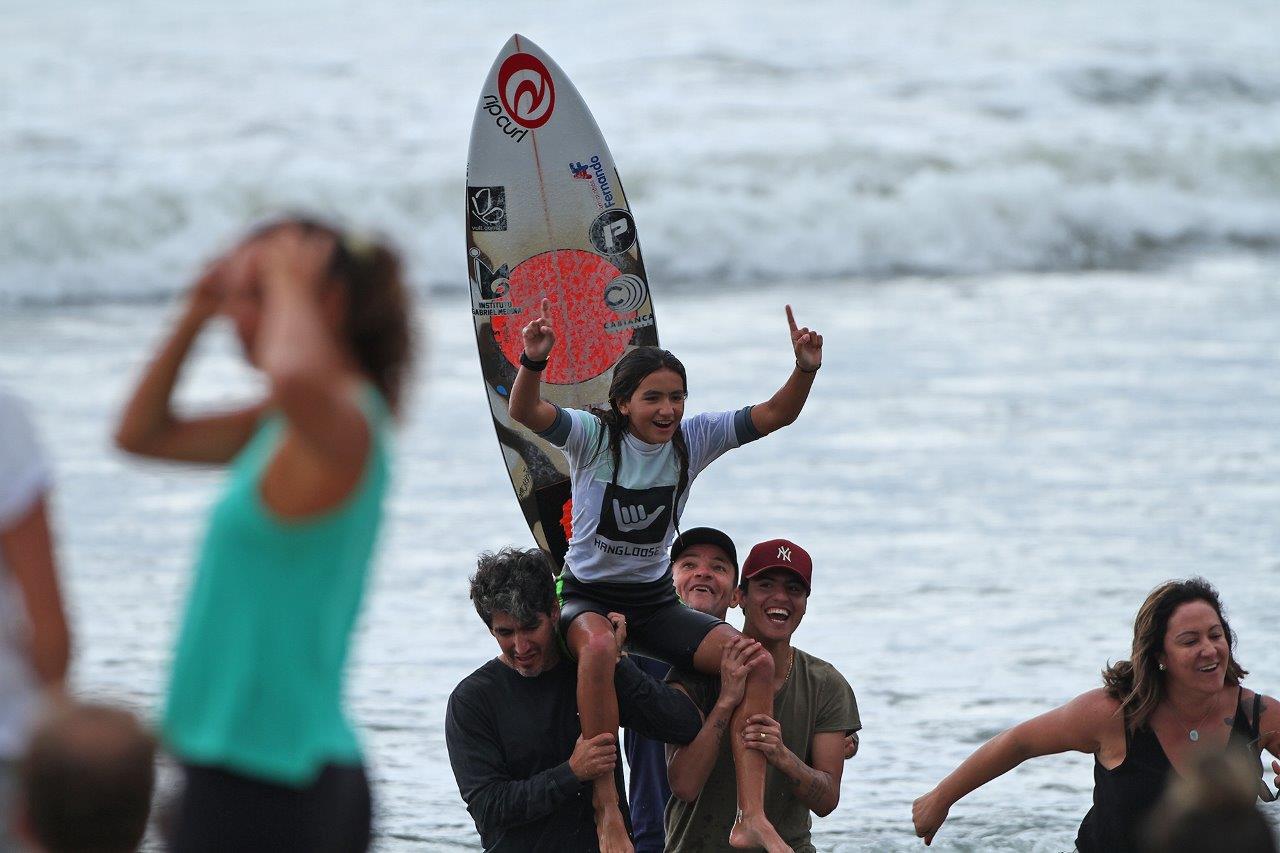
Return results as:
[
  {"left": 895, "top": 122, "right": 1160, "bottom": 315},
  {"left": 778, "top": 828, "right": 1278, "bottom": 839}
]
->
[
  {"left": 796, "top": 360, "right": 820, "bottom": 374},
  {"left": 520, "top": 352, "right": 549, "bottom": 372}
]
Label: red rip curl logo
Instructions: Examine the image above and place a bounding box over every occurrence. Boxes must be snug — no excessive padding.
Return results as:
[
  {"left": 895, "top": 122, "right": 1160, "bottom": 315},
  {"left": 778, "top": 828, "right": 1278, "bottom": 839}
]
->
[{"left": 498, "top": 53, "right": 556, "bottom": 129}]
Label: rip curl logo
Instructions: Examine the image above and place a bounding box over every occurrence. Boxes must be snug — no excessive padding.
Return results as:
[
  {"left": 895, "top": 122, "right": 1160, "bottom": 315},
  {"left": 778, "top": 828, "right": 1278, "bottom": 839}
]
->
[
  {"left": 777, "top": 546, "right": 793, "bottom": 562},
  {"left": 498, "top": 52, "right": 556, "bottom": 129}
]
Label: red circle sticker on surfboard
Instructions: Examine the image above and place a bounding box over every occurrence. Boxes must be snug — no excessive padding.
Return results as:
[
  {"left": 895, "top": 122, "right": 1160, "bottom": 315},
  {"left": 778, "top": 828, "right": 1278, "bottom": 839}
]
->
[
  {"left": 491, "top": 250, "right": 634, "bottom": 385},
  {"left": 498, "top": 53, "right": 556, "bottom": 129}
]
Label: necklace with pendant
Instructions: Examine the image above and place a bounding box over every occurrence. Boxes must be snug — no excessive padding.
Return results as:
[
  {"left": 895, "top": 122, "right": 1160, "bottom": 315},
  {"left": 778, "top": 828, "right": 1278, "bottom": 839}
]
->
[{"left": 1169, "top": 694, "right": 1219, "bottom": 742}]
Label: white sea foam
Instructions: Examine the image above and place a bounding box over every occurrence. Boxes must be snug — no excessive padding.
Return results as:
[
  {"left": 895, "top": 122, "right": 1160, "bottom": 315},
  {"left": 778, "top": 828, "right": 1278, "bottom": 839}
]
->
[{"left": 2, "top": 0, "right": 1278, "bottom": 304}]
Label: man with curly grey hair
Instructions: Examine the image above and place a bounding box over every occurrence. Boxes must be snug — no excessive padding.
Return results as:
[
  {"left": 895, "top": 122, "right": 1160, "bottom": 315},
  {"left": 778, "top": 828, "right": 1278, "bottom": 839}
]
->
[{"left": 445, "top": 547, "right": 702, "bottom": 851}]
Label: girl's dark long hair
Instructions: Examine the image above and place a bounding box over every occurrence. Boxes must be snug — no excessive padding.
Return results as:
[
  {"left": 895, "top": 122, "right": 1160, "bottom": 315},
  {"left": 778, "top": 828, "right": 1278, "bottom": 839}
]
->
[
  {"left": 590, "top": 347, "right": 690, "bottom": 526},
  {"left": 1101, "top": 577, "right": 1246, "bottom": 732},
  {"left": 253, "top": 216, "right": 414, "bottom": 414}
]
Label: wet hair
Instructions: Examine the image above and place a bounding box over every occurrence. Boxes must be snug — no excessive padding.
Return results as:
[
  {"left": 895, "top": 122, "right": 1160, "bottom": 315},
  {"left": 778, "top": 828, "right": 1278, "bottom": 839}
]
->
[
  {"left": 589, "top": 346, "right": 691, "bottom": 526},
  {"left": 250, "top": 216, "right": 415, "bottom": 415},
  {"left": 470, "top": 547, "right": 558, "bottom": 628},
  {"left": 1102, "top": 578, "right": 1246, "bottom": 732},
  {"left": 19, "top": 701, "right": 157, "bottom": 853},
  {"left": 1141, "top": 751, "right": 1277, "bottom": 853}
]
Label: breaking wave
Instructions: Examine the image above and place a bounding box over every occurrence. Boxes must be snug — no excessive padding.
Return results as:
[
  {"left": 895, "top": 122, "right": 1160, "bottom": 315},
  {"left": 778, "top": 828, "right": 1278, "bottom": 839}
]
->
[{"left": 2, "top": 0, "right": 1278, "bottom": 304}]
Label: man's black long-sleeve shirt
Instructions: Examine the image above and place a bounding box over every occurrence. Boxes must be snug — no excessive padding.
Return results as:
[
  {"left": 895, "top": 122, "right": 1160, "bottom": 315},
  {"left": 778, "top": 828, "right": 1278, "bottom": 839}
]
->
[{"left": 445, "top": 655, "right": 701, "bottom": 852}]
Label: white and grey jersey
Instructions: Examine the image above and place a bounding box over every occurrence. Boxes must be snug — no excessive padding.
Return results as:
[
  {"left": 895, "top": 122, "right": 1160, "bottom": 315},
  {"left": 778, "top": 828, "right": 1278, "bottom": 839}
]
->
[
  {"left": 538, "top": 406, "right": 761, "bottom": 584},
  {"left": 0, "top": 389, "right": 49, "bottom": 759}
]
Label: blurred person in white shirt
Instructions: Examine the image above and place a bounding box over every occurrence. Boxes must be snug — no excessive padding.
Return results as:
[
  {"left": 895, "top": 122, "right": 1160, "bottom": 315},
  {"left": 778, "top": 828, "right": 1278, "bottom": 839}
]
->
[{"left": 0, "top": 388, "right": 71, "bottom": 848}]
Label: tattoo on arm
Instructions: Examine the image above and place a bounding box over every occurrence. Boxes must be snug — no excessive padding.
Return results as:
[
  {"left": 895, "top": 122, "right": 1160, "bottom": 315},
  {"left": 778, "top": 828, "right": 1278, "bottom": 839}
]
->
[
  {"left": 796, "top": 773, "right": 825, "bottom": 798},
  {"left": 710, "top": 708, "right": 731, "bottom": 743},
  {"left": 707, "top": 698, "right": 733, "bottom": 729},
  {"left": 791, "top": 764, "right": 832, "bottom": 805}
]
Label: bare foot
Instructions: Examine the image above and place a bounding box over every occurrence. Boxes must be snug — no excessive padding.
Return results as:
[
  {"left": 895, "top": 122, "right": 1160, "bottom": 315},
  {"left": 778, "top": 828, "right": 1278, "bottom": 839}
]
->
[
  {"left": 730, "top": 813, "right": 792, "bottom": 852},
  {"left": 596, "top": 805, "right": 634, "bottom": 853}
]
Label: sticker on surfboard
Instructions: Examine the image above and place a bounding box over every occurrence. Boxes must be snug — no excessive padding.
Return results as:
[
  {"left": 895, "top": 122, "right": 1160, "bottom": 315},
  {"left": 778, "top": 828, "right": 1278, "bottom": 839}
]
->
[{"left": 466, "top": 34, "right": 658, "bottom": 568}]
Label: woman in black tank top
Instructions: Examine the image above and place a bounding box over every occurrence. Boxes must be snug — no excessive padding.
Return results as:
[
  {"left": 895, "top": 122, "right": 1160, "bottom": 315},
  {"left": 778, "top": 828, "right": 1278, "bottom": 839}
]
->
[{"left": 912, "top": 578, "right": 1280, "bottom": 851}]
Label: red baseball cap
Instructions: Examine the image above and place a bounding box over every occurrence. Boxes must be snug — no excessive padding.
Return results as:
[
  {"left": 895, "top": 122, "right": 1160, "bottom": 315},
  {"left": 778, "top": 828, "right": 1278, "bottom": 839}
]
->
[{"left": 739, "top": 538, "right": 812, "bottom": 592}]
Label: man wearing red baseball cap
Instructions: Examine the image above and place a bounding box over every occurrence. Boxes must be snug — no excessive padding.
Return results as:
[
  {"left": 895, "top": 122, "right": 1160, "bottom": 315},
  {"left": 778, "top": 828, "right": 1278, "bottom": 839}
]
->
[{"left": 665, "top": 538, "right": 860, "bottom": 853}]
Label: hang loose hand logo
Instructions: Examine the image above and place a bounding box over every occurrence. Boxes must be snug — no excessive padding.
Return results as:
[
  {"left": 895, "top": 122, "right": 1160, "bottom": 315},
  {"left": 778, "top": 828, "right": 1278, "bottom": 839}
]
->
[{"left": 612, "top": 499, "right": 666, "bottom": 532}]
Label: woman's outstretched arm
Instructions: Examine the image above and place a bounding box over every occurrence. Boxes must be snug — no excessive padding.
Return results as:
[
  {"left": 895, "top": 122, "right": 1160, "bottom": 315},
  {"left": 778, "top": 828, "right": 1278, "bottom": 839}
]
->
[
  {"left": 912, "top": 688, "right": 1118, "bottom": 845},
  {"left": 748, "top": 305, "right": 823, "bottom": 436}
]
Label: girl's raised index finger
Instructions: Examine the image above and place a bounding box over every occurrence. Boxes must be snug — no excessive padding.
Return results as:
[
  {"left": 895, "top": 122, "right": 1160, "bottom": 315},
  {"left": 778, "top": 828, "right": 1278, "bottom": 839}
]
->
[
  {"left": 785, "top": 304, "right": 798, "bottom": 332},
  {"left": 540, "top": 297, "right": 551, "bottom": 319}
]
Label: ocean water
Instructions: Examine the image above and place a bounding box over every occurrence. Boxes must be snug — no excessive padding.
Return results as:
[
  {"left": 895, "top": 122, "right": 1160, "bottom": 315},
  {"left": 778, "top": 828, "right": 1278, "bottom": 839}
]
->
[
  {"left": 2, "top": 257, "right": 1279, "bottom": 850},
  {"left": 3, "top": 0, "right": 1280, "bottom": 303},
  {"left": 3, "top": 1, "right": 1279, "bottom": 850}
]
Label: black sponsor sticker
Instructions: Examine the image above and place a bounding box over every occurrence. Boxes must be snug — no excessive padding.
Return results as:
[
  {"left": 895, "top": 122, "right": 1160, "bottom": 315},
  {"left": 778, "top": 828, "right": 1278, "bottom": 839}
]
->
[
  {"left": 589, "top": 209, "right": 636, "bottom": 255},
  {"left": 469, "top": 247, "right": 510, "bottom": 301},
  {"left": 469, "top": 186, "right": 507, "bottom": 232},
  {"left": 596, "top": 483, "right": 673, "bottom": 545},
  {"left": 603, "top": 274, "right": 648, "bottom": 314}
]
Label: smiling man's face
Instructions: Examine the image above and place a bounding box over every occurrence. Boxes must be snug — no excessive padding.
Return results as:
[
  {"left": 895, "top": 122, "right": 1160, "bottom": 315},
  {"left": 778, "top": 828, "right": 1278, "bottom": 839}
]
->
[
  {"left": 741, "top": 569, "right": 809, "bottom": 643},
  {"left": 673, "top": 543, "right": 737, "bottom": 619}
]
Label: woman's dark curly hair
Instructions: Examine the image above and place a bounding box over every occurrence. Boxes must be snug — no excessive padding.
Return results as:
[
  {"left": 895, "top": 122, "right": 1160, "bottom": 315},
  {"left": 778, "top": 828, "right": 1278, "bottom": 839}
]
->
[
  {"left": 249, "top": 216, "right": 414, "bottom": 415},
  {"left": 1102, "top": 577, "right": 1246, "bottom": 731}
]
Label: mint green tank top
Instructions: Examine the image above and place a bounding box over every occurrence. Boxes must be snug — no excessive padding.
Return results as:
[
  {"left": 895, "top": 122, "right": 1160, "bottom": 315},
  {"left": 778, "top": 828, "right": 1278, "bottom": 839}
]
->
[{"left": 163, "top": 387, "right": 391, "bottom": 785}]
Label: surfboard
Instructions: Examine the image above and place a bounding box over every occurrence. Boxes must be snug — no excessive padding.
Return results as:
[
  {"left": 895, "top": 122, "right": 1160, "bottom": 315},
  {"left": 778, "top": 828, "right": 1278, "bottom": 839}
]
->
[{"left": 466, "top": 34, "right": 658, "bottom": 569}]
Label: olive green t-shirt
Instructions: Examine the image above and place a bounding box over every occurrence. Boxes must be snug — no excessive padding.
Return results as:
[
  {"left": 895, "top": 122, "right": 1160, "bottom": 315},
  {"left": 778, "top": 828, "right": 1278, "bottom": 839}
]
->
[{"left": 665, "top": 648, "right": 860, "bottom": 852}]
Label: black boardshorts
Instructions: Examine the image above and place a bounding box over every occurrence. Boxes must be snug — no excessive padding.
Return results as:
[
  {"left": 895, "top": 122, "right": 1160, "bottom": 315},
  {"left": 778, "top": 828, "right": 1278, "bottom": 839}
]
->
[
  {"left": 557, "top": 567, "right": 725, "bottom": 672},
  {"left": 167, "top": 762, "right": 371, "bottom": 853}
]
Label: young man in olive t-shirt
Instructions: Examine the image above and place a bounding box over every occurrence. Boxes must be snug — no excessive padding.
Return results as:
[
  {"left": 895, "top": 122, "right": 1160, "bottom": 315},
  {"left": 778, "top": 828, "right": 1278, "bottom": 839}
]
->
[{"left": 665, "top": 539, "right": 860, "bottom": 853}]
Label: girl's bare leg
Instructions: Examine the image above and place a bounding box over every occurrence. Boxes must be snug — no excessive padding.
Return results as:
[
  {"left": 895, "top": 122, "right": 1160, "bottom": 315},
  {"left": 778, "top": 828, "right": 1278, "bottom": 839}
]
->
[
  {"left": 693, "top": 624, "right": 790, "bottom": 852},
  {"left": 567, "top": 612, "right": 633, "bottom": 853}
]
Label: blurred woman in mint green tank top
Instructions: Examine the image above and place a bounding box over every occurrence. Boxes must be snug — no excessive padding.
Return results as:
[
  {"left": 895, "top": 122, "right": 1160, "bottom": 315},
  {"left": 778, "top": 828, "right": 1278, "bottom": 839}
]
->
[{"left": 115, "top": 217, "right": 414, "bottom": 853}]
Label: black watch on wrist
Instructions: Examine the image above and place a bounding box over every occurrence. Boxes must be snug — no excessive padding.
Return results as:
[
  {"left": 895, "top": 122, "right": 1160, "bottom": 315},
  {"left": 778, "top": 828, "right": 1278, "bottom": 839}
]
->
[{"left": 520, "top": 352, "right": 549, "bottom": 372}]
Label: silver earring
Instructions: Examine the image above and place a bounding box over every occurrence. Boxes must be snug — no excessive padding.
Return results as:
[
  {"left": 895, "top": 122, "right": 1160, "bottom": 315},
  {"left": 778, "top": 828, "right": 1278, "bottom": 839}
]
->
[{"left": 1158, "top": 663, "right": 1166, "bottom": 671}]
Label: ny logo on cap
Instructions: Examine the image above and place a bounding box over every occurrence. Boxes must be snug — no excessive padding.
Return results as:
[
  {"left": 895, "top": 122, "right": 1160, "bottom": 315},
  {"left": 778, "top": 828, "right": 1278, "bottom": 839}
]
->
[{"left": 777, "top": 546, "right": 792, "bottom": 562}]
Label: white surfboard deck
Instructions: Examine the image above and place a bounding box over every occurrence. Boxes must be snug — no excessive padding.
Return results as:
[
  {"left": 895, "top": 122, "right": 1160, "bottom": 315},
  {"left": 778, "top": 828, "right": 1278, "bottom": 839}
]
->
[{"left": 466, "top": 34, "right": 658, "bottom": 567}]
